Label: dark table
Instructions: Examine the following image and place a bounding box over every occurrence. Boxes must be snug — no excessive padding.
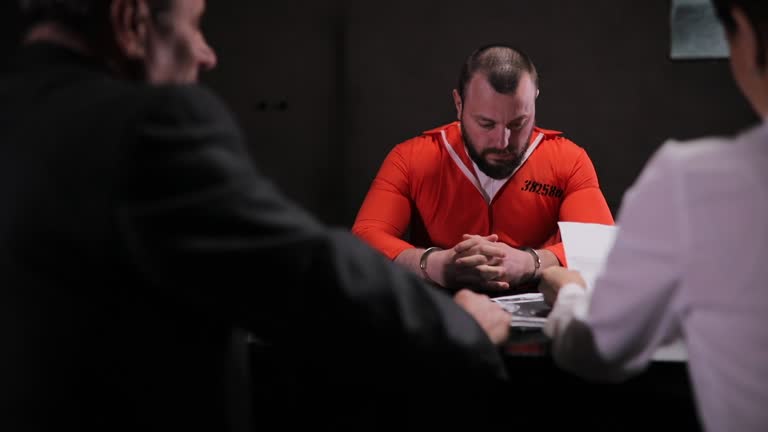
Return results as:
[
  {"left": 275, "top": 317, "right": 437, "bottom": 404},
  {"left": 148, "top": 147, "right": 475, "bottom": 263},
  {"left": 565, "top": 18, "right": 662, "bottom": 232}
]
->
[
  {"left": 500, "top": 327, "right": 701, "bottom": 431},
  {"left": 241, "top": 326, "right": 701, "bottom": 430}
]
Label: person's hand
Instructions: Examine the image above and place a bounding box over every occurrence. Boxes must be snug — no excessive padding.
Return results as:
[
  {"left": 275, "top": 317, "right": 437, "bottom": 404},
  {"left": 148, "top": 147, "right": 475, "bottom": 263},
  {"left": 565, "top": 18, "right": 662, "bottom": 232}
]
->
[
  {"left": 537, "top": 266, "right": 586, "bottom": 306},
  {"left": 453, "top": 289, "right": 511, "bottom": 345},
  {"left": 447, "top": 234, "right": 509, "bottom": 290},
  {"left": 453, "top": 234, "right": 535, "bottom": 289}
]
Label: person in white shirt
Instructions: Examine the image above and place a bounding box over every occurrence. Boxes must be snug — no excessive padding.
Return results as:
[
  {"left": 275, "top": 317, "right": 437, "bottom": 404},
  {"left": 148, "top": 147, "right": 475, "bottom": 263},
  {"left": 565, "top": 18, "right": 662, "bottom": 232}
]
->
[{"left": 537, "top": 1, "right": 768, "bottom": 431}]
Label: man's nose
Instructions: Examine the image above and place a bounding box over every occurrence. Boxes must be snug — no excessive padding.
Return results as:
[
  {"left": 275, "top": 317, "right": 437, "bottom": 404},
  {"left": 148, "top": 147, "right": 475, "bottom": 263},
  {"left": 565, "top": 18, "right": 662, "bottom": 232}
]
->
[
  {"left": 198, "top": 41, "right": 218, "bottom": 72},
  {"left": 491, "top": 127, "right": 511, "bottom": 149}
]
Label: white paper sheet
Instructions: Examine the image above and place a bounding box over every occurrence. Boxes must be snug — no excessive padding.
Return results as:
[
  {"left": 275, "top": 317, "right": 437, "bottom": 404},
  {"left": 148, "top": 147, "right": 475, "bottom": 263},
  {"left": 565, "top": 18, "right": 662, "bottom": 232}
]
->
[
  {"left": 558, "top": 221, "right": 618, "bottom": 290},
  {"left": 558, "top": 221, "right": 687, "bottom": 362}
]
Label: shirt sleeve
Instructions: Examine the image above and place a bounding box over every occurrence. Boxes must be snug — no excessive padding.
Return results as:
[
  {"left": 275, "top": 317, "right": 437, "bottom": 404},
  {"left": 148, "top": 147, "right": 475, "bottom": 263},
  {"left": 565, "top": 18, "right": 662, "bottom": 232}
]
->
[
  {"left": 351, "top": 143, "right": 417, "bottom": 260},
  {"left": 545, "top": 142, "right": 686, "bottom": 381},
  {"left": 116, "top": 86, "right": 508, "bottom": 382},
  {"left": 543, "top": 146, "right": 615, "bottom": 265}
]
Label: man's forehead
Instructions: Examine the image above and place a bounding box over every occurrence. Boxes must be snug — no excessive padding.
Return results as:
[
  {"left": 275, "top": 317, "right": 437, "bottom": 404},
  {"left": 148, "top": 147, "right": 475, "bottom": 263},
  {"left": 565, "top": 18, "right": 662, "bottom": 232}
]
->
[
  {"left": 468, "top": 71, "right": 535, "bottom": 92},
  {"left": 165, "top": 0, "right": 205, "bottom": 15},
  {"left": 464, "top": 73, "right": 537, "bottom": 103}
]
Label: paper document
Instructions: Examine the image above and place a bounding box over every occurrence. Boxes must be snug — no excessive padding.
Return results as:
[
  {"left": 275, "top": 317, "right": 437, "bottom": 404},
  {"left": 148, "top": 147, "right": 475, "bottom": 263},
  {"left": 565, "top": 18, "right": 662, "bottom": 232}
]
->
[
  {"left": 558, "top": 221, "right": 687, "bottom": 362},
  {"left": 558, "top": 221, "right": 618, "bottom": 290},
  {"left": 492, "top": 293, "right": 550, "bottom": 328}
]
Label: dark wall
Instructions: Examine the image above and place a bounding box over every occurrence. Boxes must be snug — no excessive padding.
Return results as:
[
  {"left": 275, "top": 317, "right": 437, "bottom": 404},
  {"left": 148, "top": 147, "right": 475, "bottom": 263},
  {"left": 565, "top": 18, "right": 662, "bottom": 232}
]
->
[
  {"left": 201, "top": 1, "right": 346, "bottom": 225},
  {"left": 341, "top": 0, "right": 757, "bottom": 222},
  {"left": 0, "top": 3, "right": 22, "bottom": 58},
  {"left": 3, "top": 1, "right": 757, "bottom": 227},
  {"left": 202, "top": 0, "right": 755, "bottom": 227}
]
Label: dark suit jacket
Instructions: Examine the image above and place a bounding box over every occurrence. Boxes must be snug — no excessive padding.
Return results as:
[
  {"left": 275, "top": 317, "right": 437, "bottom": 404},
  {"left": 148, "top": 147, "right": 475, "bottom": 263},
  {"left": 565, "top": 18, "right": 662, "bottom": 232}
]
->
[{"left": 0, "top": 44, "right": 507, "bottom": 431}]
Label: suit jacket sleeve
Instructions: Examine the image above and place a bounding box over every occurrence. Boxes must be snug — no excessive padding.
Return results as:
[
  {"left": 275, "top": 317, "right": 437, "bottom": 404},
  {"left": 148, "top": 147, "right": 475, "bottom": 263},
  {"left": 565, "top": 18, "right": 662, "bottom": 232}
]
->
[{"left": 114, "top": 84, "right": 507, "bottom": 382}]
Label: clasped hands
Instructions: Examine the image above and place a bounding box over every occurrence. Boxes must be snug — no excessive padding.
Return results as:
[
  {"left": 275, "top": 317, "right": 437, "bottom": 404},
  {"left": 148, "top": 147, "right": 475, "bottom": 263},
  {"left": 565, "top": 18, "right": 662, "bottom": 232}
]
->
[{"left": 432, "top": 234, "right": 537, "bottom": 291}]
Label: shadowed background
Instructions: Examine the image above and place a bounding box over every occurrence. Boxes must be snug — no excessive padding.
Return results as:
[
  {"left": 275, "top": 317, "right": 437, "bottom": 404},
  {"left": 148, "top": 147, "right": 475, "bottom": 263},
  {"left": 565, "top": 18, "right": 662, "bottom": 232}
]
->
[{"left": 1, "top": 0, "right": 756, "bottom": 226}]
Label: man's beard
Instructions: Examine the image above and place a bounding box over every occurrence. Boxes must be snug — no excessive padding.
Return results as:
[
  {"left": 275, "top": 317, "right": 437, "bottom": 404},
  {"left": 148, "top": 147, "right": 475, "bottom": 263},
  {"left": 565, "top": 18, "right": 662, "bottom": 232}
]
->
[{"left": 463, "top": 128, "right": 531, "bottom": 179}]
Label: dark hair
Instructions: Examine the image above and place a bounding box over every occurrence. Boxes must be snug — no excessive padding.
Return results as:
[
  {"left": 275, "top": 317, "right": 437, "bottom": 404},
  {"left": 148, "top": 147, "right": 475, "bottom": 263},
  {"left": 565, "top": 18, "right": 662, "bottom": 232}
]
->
[
  {"left": 712, "top": 0, "right": 768, "bottom": 67},
  {"left": 18, "top": 0, "right": 173, "bottom": 38},
  {"left": 457, "top": 44, "right": 538, "bottom": 100}
]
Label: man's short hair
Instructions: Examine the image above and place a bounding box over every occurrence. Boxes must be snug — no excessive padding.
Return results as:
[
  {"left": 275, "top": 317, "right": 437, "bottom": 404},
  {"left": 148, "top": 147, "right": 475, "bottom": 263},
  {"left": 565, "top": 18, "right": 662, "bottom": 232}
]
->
[
  {"left": 18, "top": 0, "right": 173, "bottom": 37},
  {"left": 712, "top": 0, "right": 768, "bottom": 67},
  {"left": 457, "top": 44, "right": 538, "bottom": 100}
]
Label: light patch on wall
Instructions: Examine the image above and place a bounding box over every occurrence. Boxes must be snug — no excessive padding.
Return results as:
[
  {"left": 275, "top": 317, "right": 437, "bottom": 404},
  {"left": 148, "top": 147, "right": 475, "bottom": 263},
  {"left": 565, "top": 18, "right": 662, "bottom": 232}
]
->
[{"left": 670, "top": 0, "right": 729, "bottom": 59}]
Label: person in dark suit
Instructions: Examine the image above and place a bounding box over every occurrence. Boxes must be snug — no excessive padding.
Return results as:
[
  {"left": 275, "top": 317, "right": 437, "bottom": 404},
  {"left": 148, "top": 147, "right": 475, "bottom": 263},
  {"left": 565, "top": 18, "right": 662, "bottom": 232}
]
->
[{"left": 0, "top": 1, "right": 512, "bottom": 431}]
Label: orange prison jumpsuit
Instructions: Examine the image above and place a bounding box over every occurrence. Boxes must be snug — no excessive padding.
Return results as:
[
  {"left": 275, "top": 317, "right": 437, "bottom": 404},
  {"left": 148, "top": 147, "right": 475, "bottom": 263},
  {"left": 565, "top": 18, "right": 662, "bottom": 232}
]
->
[{"left": 352, "top": 121, "right": 614, "bottom": 266}]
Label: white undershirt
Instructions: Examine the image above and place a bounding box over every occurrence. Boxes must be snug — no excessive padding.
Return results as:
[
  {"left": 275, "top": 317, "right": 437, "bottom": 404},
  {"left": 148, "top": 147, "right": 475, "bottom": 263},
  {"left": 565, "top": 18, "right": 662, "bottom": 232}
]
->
[
  {"left": 468, "top": 155, "right": 512, "bottom": 203},
  {"left": 440, "top": 130, "right": 544, "bottom": 204}
]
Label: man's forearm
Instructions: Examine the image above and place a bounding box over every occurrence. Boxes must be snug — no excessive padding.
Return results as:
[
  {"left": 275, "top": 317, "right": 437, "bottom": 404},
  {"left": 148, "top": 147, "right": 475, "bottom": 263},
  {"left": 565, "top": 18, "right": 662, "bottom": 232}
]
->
[
  {"left": 535, "top": 249, "right": 560, "bottom": 273},
  {"left": 394, "top": 248, "right": 425, "bottom": 276},
  {"left": 395, "top": 247, "right": 453, "bottom": 287}
]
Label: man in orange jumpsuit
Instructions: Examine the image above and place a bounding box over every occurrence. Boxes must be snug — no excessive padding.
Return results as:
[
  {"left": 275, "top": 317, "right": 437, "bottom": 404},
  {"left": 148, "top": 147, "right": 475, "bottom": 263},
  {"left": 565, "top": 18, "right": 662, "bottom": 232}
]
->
[{"left": 352, "top": 44, "right": 614, "bottom": 292}]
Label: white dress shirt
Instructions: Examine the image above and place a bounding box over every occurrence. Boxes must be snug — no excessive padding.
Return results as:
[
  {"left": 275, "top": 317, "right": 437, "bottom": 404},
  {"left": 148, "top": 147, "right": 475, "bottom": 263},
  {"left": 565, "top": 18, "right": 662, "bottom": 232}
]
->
[{"left": 545, "top": 120, "right": 768, "bottom": 432}]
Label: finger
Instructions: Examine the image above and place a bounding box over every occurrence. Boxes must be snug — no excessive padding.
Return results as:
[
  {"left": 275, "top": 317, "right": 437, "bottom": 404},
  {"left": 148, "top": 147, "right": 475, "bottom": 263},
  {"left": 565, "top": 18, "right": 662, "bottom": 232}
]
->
[
  {"left": 460, "top": 233, "right": 498, "bottom": 245},
  {"left": 486, "top": 256, "right": 504, "bottom": 266},
  {"left": 454, "top": 254, "right": 490, "bottom": 267},
  {"left": 453, "top": 247, "right": 476, "bottom": 260},
  {"left": 453, "top": 288, "right": 474, "bottom": 302},
  {"left": 454, "top": 237, "right": 483, "bottom": 253},
  {"left": 475, "top": 264, "right": 506, "bottom": 280},
  {"left": 455, "top": 241, "right": 504, "bottom": 258},
  {"left": 478, "top": 244, "right": 505, "bottom": 258},
  {"left": 462, "top": 233, "right": 488, "bottom": 241},
  {"left": 481, "top": 280, "right": 510, "bottom": 291}
]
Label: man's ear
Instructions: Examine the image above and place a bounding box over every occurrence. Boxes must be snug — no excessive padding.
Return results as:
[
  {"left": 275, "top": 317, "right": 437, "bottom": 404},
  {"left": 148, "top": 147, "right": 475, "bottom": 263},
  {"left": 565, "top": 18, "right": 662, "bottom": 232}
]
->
[
  {"left": 452, "top": 89, "right": 463, "bottom": 120},
  {"left": 111, "top": 0, "right": 151, "bottom": 60},
  {"left": 732, "top": 6, "right": 761, "bottom": 73}
]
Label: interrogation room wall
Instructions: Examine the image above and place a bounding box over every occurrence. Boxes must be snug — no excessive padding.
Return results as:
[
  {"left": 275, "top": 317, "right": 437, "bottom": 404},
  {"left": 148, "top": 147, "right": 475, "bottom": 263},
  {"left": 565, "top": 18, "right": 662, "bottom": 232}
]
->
[
  {"left": 0, "top": 3, "right": 22, "bottom": 57},
  {"left": 202, "top": 1, "right": 346, "bottom": 225},
  {"left": 202, "top": 0, "right": 756, "bottom": 227},
  {"left": 340, "top": 0, "right": 757, "bottom": 224},
  {"left": 2, "top": 0, "right": 757, "bottom": 227}
]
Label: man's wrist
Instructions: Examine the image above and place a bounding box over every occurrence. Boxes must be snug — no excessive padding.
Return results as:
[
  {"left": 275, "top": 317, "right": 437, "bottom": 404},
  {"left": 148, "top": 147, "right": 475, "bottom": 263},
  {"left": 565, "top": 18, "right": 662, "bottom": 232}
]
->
[
  {"left": 419, "top": 247, "right": 443, "bottom": 285},
  {"left": 520, "top": 247, "right": 541, "bottom": 284}
]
